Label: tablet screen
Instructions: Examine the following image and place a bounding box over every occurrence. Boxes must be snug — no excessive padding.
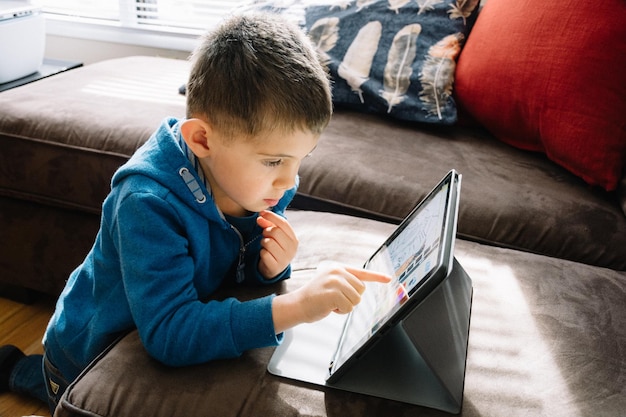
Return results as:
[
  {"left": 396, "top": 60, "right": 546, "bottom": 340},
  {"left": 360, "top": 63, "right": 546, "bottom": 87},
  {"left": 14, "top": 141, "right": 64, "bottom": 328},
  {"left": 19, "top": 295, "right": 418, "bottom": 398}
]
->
[{"left": 329, "top": 172, "right": 458, "bottom": 377}]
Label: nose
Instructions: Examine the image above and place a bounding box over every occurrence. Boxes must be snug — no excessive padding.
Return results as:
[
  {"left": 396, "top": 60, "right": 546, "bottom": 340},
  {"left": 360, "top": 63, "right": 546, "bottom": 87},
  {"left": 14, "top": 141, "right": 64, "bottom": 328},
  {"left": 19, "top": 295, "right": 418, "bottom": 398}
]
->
[{"left": 274, "top": 165, "right": 298, "bottom": 190}]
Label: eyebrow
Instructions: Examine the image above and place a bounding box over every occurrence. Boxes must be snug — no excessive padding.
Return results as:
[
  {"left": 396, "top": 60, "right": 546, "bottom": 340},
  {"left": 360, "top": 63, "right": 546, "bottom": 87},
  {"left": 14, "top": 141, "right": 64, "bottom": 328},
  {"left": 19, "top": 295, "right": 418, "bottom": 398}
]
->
[
  {"left": 259, "top": 153, "right": 295, "bottom": 158},
  {"left": 259, "top": 145, "right": 318, "bottom": 159}
]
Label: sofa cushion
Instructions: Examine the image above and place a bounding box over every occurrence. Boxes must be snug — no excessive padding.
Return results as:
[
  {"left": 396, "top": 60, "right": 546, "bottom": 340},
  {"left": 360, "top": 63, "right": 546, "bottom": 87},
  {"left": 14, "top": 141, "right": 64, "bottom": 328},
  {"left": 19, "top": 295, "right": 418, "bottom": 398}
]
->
[
  {"left": 54, "top": 210, "right": 626, "bottom": 417},
  {"left": 0, "top": 57, "right": 189, "bottom": 295},
  {"left": 454, "top": 0, "right": 626, "bottom": 191},
  {"left": 0, "top": 56, "right": 187, "bottom": 214},
  {"left": 238, "top": 0, "right": 479, "bottom": 124},
  {"left": 294, "top": 110, "right": 626, "bottom": 271},
  {"left": 0, "top": 196, "right": 101, "bottom": 295}
]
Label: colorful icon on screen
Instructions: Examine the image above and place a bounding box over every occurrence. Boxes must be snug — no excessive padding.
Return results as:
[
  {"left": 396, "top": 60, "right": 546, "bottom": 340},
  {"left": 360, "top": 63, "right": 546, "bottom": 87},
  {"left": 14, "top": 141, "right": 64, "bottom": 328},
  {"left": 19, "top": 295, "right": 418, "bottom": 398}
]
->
[{"left": 396, "top": 283, "right": 409, "bottom": 305}]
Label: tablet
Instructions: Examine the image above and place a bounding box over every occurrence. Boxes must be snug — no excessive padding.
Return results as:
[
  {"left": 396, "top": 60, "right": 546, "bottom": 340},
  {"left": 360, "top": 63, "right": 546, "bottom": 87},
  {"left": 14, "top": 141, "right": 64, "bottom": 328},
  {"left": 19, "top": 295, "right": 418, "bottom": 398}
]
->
[{"left": 326, "top": 169, "right": 461, "bottom": 382}]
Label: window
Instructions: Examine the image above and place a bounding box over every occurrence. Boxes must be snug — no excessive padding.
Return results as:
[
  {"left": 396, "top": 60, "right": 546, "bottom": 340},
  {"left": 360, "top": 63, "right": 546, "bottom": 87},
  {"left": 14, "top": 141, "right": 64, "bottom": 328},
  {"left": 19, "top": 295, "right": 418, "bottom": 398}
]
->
[
  {"left": 34, "top": 0, "right": 247, "bottom": 51},
  {"left": 38, "top": 0, "right": 119, "bottom": 21}
]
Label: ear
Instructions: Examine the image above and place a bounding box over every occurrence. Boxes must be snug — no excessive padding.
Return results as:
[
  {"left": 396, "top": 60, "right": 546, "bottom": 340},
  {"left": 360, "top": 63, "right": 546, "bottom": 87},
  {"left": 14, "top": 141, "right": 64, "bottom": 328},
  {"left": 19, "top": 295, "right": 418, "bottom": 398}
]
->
[{"left": 181, "top": 118, "right": 213, "bottom": 158}]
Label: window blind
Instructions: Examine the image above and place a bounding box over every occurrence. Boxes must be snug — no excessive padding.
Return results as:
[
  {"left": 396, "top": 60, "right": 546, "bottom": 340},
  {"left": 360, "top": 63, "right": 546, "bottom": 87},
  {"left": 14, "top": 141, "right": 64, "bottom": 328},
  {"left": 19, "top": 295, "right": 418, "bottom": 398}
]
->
[
  {"left": 131, "top": 0, "right": 243, "bottom": 32},
  {"left": 36, "top": 0, "right": 246, "bottom": 33},
  {"left": 37, "top": 0, "right": 119, "bottom": 21}
]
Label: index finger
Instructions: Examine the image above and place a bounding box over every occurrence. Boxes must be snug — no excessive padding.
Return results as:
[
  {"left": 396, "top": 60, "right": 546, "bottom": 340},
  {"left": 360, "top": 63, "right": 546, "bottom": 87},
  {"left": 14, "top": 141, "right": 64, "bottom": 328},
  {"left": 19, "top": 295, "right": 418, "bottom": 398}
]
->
[
  {"left": 345, "top": 267, "right": 392, "bottom": 283},
  {"left": 259, "top": 211, "right": 296, "bottom": 238}
]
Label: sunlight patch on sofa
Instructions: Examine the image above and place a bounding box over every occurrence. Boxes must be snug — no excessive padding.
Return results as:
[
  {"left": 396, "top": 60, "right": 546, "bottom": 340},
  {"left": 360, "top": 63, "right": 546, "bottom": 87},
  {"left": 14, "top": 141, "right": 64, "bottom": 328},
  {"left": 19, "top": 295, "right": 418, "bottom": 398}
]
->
[
  {"left": 80, "top": 73, "right": 186, "bottom": 106},
  {"left": 459, "top": 254, "right": 582, "bottom": 416}
]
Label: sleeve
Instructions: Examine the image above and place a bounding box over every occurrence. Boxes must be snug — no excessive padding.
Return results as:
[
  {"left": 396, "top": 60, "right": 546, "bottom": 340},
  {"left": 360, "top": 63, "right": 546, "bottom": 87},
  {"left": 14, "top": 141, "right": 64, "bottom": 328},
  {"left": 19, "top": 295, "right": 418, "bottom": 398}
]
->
[{"left": 111, "top": 190, "right": 281, "bottom": 367}]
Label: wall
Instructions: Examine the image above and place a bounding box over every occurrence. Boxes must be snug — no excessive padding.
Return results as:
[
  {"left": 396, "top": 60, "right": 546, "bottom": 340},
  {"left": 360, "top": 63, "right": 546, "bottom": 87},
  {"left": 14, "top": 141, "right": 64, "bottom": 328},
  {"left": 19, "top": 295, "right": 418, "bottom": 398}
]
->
[{"left": 45, "top": 35, "right": 191, "bottom": 65}]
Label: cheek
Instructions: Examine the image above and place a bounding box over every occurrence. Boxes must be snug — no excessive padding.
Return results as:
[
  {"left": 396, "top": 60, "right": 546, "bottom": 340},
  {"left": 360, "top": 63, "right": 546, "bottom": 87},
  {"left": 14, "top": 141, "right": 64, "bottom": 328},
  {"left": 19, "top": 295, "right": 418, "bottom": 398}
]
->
[{"left": 234, "top": 169, "right": 269, "bottom": 194}]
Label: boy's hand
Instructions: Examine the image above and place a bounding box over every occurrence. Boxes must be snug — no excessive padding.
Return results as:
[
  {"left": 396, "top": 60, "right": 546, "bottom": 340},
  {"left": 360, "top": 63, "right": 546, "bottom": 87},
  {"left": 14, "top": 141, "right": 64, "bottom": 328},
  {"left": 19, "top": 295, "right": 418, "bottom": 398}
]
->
[
  {"left": 256, "top": 210, "right": 299, "bottom": 279},
  {"left": 272, "top": 264, "right": 392, "bottom": 333}
]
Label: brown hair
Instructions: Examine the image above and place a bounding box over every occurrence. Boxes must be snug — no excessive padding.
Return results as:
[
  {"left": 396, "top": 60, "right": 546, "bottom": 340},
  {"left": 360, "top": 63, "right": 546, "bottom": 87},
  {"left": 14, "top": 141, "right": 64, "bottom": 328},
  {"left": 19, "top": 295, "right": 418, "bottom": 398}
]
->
[{"left": 186, "top": 13, "right": 332, "bottom": 139}]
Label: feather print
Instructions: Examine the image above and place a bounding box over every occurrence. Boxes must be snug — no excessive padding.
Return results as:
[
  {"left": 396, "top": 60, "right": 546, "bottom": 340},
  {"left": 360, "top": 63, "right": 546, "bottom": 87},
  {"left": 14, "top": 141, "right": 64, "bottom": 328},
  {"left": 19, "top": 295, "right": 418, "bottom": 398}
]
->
[
  {"left": 329, "top": 0, "right": 353, "bottom": 10},
  {"left": 356, "top": 0, "right": 377, "bottom": 11},
  {"left": 448, "top": 0, "right": 480, "bottom": 25},
  {"left": 416, "top": 0, "right": 444, "bottom": 14},
  {"left": 252, "top": 0, "right": 296, "bottom": 8},
  {"left": 338, "top": 20, "right": 383, "bottom": 103},
  {"left": 419, "top": 33, "right": 464, "bottom": 119},
  {"left": 389, "top": 0, "right": 411, "bottom": 13},
  {"left": 380, "top": 23, "right": 422, "bottom": 112},
  {"left": 307, "top": 0, "right": 353, "bottom": 10},
  {"left": 308, "top": 17, "right": 340, "bottom": 65}
]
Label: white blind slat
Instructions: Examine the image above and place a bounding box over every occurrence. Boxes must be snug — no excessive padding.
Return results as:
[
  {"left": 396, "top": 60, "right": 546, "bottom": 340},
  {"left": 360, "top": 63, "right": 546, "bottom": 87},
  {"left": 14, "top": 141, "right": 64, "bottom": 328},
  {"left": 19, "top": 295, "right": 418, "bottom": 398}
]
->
[
  {"left": 34, "top": 0, "right": 247, "bottom": 32},
  {"left": 36, "top": 0, "right": 119, "bottom": 20},
  {"left": 133, "top": 0, "right": 241, "bottom": 30}
]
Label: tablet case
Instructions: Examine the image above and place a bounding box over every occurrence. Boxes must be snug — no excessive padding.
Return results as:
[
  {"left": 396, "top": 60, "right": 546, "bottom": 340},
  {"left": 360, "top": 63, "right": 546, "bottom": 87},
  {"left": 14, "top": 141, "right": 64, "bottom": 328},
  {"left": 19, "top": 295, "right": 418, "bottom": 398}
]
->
[{"left": 268, "top": 257, "right": 473, "bottom": 414}]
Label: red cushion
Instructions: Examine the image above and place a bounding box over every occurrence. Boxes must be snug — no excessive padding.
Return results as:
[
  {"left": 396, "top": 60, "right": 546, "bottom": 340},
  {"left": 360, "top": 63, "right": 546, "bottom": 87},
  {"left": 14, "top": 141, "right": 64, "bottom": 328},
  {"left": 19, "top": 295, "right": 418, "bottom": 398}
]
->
[{"left": 455, "top": 0, "right": 626, "bottom": 191}]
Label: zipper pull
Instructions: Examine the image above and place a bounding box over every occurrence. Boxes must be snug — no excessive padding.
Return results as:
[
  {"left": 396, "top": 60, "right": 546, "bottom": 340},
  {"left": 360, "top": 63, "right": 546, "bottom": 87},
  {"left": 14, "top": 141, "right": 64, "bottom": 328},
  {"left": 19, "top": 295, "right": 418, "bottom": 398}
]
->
[{"left": 236, "top": 247, "right": 246, "bottom": 284}]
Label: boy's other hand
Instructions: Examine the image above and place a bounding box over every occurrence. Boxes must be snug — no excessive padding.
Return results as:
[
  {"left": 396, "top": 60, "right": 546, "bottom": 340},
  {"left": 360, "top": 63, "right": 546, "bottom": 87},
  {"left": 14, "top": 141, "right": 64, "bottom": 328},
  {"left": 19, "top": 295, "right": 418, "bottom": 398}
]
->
[
  {"left": 272, "top": 264, "right": 392, "bottom": 334},
  {"left": 257, "top": 210, "right": 299, "bottom": 279}
]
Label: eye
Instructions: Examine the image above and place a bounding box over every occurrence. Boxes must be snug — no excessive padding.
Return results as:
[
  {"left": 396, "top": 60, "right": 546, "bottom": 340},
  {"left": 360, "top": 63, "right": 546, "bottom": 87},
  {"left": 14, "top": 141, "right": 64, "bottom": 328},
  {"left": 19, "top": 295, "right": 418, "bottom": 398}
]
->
[{"left": 263, "top": 159, "right": 283, "bottom": 167}]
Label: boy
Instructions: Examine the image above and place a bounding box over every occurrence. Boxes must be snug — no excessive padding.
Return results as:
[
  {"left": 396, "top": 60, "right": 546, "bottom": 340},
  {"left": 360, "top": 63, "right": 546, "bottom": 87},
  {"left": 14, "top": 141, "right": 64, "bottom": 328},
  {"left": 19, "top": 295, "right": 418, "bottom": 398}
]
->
[{"left": 0, "top": 12, "right": 390, "bottom": 413}]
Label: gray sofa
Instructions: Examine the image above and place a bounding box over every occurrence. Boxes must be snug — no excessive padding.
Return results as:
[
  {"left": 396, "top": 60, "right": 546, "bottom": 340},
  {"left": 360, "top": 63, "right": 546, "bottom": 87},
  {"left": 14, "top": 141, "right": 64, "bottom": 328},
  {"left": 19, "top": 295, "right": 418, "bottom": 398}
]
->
[{"left": 1, "top": 54, "right": 624, "bottom": 417}]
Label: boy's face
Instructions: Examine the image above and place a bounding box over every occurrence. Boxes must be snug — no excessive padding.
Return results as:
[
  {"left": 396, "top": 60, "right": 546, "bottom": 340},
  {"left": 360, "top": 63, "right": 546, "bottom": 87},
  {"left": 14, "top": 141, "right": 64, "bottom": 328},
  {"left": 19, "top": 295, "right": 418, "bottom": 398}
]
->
[{"left": 200, "top": 128, "right": 318, "bottom": 217}]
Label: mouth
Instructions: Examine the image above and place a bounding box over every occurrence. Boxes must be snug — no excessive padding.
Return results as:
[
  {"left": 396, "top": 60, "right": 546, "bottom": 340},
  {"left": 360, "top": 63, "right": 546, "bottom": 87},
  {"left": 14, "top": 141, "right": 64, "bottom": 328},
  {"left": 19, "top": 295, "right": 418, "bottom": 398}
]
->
[{"left": 264, "top": 199, "right": 280, "bottom": 207}]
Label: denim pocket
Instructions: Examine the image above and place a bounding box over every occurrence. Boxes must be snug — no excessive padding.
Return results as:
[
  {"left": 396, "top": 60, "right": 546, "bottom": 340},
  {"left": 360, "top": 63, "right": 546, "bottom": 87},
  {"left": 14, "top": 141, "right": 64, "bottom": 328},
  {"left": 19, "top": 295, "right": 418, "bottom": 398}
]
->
[{"left": 43, "top": 353, "right": 70, "bottom": 414}]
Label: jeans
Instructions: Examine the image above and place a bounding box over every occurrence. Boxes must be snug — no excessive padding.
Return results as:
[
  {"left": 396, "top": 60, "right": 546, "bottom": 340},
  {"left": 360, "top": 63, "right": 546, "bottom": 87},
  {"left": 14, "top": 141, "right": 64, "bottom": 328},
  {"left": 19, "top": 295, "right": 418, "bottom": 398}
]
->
[{"left": 9, "top": 352, "right": 70, "bottom": 415}]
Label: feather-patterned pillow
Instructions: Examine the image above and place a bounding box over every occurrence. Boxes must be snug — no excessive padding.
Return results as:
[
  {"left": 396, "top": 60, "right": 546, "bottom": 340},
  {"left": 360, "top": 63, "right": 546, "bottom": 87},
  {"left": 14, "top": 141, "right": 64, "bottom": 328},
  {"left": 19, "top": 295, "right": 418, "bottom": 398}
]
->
[{"left": 235, "top": 0, "right": 479, "bottom": 125}]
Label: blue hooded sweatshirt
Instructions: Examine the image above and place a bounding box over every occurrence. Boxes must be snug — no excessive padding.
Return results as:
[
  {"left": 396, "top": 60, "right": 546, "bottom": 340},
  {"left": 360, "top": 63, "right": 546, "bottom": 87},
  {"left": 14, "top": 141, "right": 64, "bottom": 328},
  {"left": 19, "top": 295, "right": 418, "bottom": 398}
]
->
[{"left": 43, "top": 118, "right": 294, "bottom": 381}]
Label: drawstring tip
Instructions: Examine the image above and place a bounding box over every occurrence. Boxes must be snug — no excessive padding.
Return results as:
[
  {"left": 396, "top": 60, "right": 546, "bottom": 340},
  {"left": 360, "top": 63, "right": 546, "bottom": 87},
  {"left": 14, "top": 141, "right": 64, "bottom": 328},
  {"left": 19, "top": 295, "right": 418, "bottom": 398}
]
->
[{"left": 236, "top": 263, "right": 246, "bottom": 284}]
